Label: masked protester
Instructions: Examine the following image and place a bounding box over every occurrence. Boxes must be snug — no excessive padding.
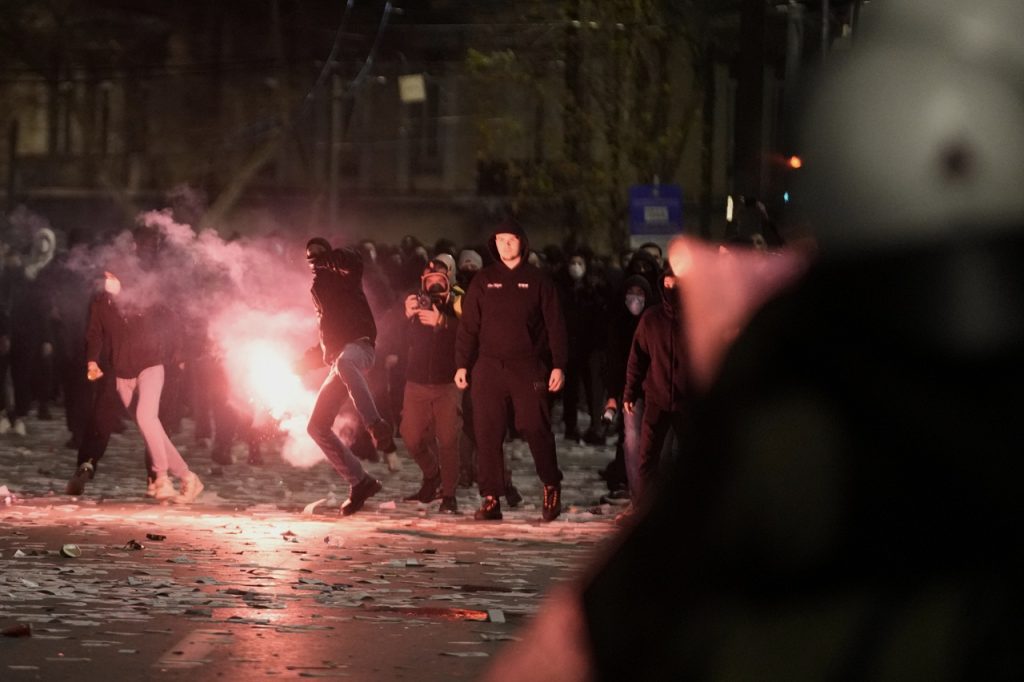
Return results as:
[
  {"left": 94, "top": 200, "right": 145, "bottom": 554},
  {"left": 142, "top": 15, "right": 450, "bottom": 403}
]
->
[
  {"left": 621, "top": 267, "right": 690, "bottom": 514},
  {"left": 454, "top": 219, "right": 569, "bottom": 522},
  {"left": 556, "top": 251, "right": 608, "bottom": 444},
  {"left": 597, "top": 274, "right": 655, "bottom": 504},
  {"left": 5, "top": 228, "right": 59, "bottom": 433},
  {"left": 397, "top": 259, "right": 463, "bottom": 513},
  {"left": 456, "top": 248, "right": 483, "bottom": 291},
  {"left": 296, "top": 237, "right": 390, "bottom": 516},
  {"left": 77, "top": 269, "right": 203, "bottom": 502}
]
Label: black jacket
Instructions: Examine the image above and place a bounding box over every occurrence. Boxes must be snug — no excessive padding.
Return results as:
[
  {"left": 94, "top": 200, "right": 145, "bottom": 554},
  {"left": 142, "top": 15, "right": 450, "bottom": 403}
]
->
[
  {"left": 309, "top": 247, "right": 377, "bottom": 364},
  {"left": 403, "top": 295, "right": 460, "bottom": 385},
  {"left": 456, "top": 226, "right": 567, "bottom": 371},
  {"left": 605, "top": 275, "right": 655, "bottom": 401},
  {"left": 623, "top": 284, "right": 689, "bottom": 411},
  {"left": 85, "top": 293, "right": 178, "bottom": 379}
]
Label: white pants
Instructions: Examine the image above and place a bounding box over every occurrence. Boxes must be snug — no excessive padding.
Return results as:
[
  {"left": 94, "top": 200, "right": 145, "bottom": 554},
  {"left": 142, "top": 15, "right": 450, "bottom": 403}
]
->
[{"left": 117, "top": 365, "right": 189, "bottom": 479}]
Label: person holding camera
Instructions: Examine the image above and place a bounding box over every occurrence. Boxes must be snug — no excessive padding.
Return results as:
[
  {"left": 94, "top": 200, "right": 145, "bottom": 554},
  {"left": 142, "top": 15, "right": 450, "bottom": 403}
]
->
[{"left": 397, "top": 258, "right": 463, "bottom": 513}]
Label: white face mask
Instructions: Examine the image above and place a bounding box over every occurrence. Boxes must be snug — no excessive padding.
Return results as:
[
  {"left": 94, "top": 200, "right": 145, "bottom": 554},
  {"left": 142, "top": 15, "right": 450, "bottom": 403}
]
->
[
  {"left": 104, "top": 276, "right": 121, "bottom": 296},
  {"left": 568, "top": 263, "right": 585, "bottom": 281},
  {"left": 626, "top": 295, "right": 645, "bottom": 316}
]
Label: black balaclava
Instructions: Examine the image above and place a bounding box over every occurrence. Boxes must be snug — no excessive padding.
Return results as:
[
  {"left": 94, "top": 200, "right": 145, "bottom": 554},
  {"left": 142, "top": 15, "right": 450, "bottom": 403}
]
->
[{"left": 306, "top": 237, "right": 332, "bottom": 267}]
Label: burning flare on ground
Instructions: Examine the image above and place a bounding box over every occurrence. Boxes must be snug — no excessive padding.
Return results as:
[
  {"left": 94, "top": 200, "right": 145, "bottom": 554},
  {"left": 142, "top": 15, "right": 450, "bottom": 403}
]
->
[
  {"left": 239, "top": 339, "right": 306, "bottom": 421},
  {"left": 211, "top": 306, "right": 325, "bottom": 468}
]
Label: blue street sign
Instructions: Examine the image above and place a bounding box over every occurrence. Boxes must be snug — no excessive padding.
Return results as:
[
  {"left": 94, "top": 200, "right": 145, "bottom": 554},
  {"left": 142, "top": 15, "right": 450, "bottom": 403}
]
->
[{"left": 628, "top": 184, "right": 683, "bottom": 235}]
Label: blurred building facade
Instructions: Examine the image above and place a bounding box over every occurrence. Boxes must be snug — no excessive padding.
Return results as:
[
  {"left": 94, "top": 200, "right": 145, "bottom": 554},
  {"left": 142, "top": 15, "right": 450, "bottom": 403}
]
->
[{"left": 0, "top": 0, "right": 863, "bottom": 249}]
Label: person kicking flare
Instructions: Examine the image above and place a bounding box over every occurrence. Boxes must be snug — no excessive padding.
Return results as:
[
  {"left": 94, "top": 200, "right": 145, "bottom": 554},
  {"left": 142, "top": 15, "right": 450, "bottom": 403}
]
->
[{"left": 296, "top": 237, "right": 391, "bottom": 516}]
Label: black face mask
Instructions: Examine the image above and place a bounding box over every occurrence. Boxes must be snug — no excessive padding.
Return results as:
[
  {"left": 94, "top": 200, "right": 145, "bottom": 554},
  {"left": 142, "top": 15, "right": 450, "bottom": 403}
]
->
[{"left": 457, "top": 269, "right": 476, "bottom": 287}]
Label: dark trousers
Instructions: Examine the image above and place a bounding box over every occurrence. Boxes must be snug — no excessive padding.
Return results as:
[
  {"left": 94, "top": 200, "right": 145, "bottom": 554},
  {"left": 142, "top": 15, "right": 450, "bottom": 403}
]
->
[
  {"left": 0, "top": 351, "right": 10, "bottom": 415},
  {"left": 76, "top": 373, "right": 125, "bottom": 472},
  {"left": 635, "top": 403, "right": 686, "bottom": 502},
  {"left": 471, "top": 356, "right": 562, "bottom": 498},
  {"left": 10, "top": 341, "right": 53, "bottom": 417},
  {"left": 400, "top": 381, "right": 462, "bottom": 496},
  {"left": 189, "top": 355, "right": 218, "bottom": 442},
  {"left": 62, "top": 352, "right": 92, "bottom": 442},
  {"left": 562, "top": 350, "right": 604, "bottom": 433}
]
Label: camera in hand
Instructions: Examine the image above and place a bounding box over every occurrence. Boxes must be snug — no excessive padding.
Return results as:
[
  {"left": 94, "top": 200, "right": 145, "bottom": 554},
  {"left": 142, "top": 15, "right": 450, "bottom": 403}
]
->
[{"left": 414, "top": 292, "right": 434, "bottom": 310}]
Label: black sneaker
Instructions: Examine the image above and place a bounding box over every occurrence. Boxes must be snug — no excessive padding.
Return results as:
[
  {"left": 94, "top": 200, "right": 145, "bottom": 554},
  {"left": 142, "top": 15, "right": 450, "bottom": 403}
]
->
[
  {"left": 599, "top": 489, "right": 631, "bottom": 505},
  {"left": 542, "top": 484, "right": 562, "bottom": 522},
  {"left": 438, "top": 496, "right": 458, "bottom": 514},
  {"left": 211, "top": 445, "right": 234, "bottom": 466},
  {"left": 582, "top": 426, "right": 606, "bottom": 446},
  {"left": 368, "top": 420, "right": 397, "bottom": 454},
  {"left": 473, "top": 495, "right": 502, "bottom": 521},
  {"left": 341, "top": 476, "right": 382, "bottom": 516},
  {"left": 505, "top": 483, "right": 523, "bottom": 508},
  {"left": 403, "top": 473, "right": 441, "bottom": 503},
  {"left": 66, "top": 462, "right": 94, "bottom": 496}
]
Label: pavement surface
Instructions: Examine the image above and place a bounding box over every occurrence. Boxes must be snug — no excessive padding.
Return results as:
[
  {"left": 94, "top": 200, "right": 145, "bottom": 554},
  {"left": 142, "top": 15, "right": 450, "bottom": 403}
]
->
[{"left": 0, "top": 409, "right": 622, "bottom": 680}]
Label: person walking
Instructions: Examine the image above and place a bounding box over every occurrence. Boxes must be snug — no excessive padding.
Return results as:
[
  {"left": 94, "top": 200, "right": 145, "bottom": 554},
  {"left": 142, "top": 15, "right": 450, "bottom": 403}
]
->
[
  {"left": 81, "top": 269, "right": 203, "bottom": 503},
  {"left": 398, "top": 259, "right": 463, "bottom": 513},
  {"left": 454, "top": 220, "right": 568, "bottom": 522},
  {"left": 622, "top": 267, "right": 690, "bottom": 511},
  {"left": 298, "top": 237, "right": 390, "bottom": 516}
]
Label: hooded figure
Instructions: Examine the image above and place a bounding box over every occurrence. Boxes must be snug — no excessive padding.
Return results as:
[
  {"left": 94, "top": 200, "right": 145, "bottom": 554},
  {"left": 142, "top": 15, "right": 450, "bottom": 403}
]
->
[
  {"left": 454, "top": 219, "right": 569, "bottom": 522},
  {"left": 456, "top": 248, "right": 483, "bottom": 289},
  {"left": 23, "top": 227, "right": 56, "bottom": 281},
  {"left": 621, "top": 266, "right": 690, "bottom": 505}
]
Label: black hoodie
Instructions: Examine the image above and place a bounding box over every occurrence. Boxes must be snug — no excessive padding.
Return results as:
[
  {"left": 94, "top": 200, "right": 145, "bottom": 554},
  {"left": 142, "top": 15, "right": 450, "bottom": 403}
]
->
[
  {"left": 605, "top": 274, "right": 655, "bottom": 401},
  {"left": 309, "top": 246, "right": 377, "bottom": 364},
  {"left": 455, "top": 221, "right": 567, "bottom": 371},
  {"left": 623, "top": 277, "right": 689, "bottom": 411}
]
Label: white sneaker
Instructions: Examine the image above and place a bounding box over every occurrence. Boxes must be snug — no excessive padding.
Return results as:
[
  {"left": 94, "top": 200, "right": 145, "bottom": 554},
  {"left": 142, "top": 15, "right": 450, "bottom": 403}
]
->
[
  {"left": 173, "top": 471, "right": 204, "bottom": 504},
  {"left": 152, "top": 476, "right": 178, "bottom": 500},
  {"left": 12, "top": 418, "right": 26, "bottom": 436},
  {"left": 0, "top": 416, "right": 10, "bottom": 434},
  {"left": 386, "top": 451, "right": 402, "bottom": 473},
  {"left": 145, "top": 478, "right": 157, "bottom": 498}
]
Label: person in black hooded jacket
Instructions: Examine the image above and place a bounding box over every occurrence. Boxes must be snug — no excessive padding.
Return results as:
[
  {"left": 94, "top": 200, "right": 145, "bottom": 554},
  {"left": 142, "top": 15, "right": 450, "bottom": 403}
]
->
[
  {"left": 622, "top": 266, "right": 691, "bottom": 509},
  {"left": 298, "top": 237, "right": 392, "bottom": 516},
  {"left": 454, "top": 219, "right": 568, "bottom": 522},
  {"left": 597, "top": 273, "right": 655, "bottom": 500}
]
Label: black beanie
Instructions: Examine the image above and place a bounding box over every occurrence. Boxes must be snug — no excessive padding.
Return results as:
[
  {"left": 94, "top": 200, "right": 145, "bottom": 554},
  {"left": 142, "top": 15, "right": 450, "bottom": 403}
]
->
[{"left": 306, "top": 237, "right": 332, "bottom": 259}]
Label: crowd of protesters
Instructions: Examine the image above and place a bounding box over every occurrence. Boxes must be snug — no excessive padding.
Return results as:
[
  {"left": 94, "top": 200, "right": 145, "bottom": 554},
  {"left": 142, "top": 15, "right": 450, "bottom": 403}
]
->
[{"left": 0, "top": 212, "right": 781, "bottom": 521}]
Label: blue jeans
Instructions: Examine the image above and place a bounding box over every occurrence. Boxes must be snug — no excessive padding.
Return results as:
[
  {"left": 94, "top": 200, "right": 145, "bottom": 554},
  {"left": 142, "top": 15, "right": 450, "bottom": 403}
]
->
[
  {"left": 306, "top": 340, "right": 381, "bottom": 486},
  {"left": 623, "top": 397, "right": 644, "bottom": 500}
]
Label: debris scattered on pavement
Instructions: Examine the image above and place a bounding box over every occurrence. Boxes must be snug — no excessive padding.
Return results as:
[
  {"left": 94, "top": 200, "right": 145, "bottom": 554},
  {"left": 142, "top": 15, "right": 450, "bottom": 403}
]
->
[
  {"left": 2, "top": 623, "right": 32, "bottom": 637},
  {"left": 59, "top": 544, "right": 82, "bottom": 558}
]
